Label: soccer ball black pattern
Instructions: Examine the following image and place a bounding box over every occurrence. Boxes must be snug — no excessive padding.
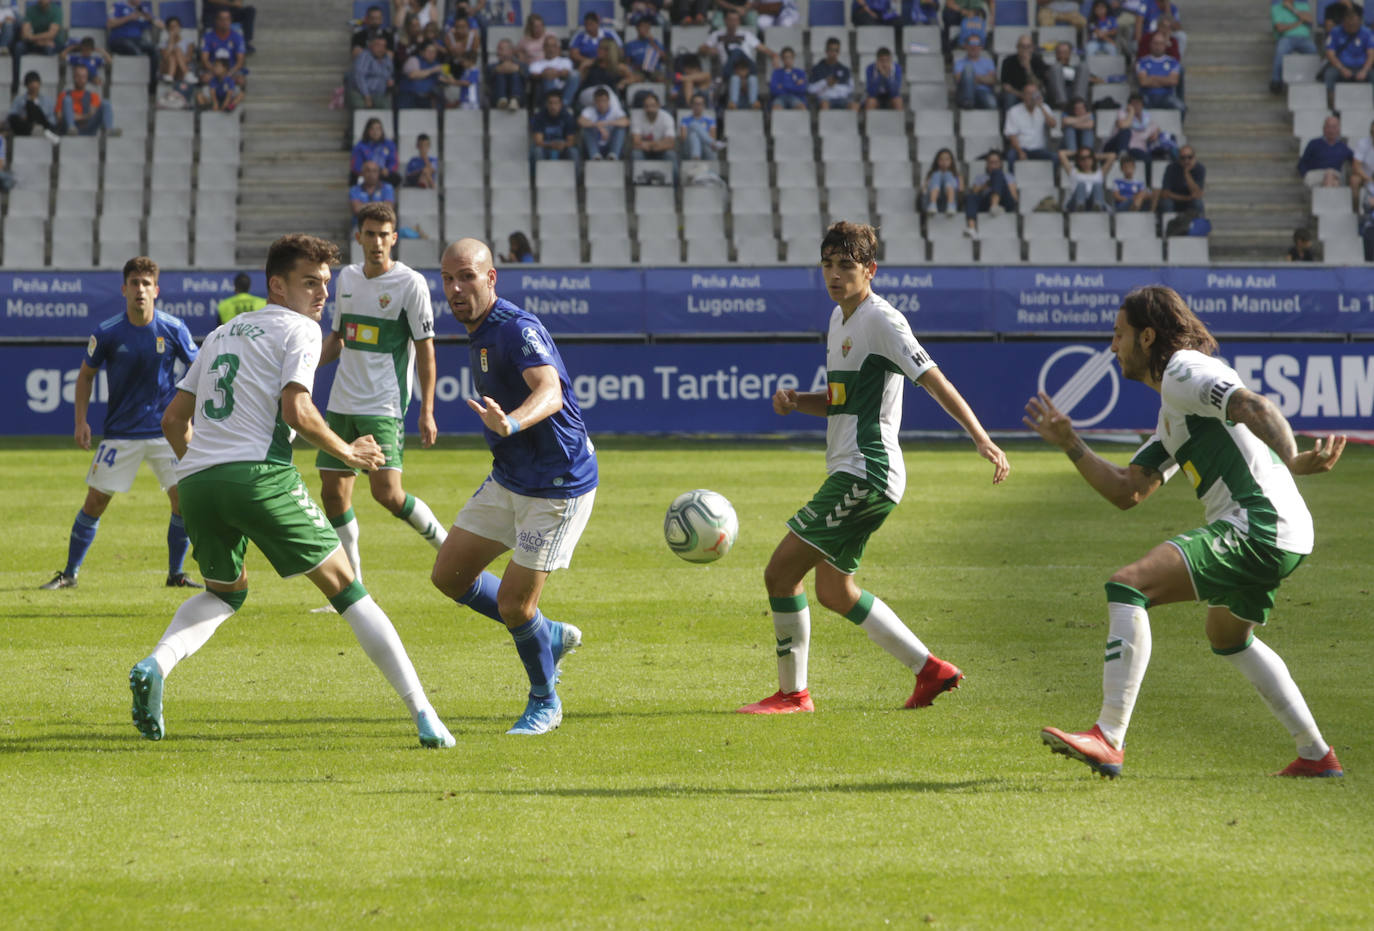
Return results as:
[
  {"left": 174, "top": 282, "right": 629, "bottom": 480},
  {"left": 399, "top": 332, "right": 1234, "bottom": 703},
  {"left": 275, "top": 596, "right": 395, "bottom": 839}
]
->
[{"left": 663, "top": 489, "right": 739, "bottom": 564}]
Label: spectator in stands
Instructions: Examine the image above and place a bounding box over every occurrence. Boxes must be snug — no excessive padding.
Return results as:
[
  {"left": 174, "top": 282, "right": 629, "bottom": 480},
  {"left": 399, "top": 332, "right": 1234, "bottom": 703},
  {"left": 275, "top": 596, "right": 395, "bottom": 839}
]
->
[
  {"left": 351, "top": 118, "right": 401, "bottom": 185},
  {"left": 673, "top": 52, "right": 714, "bottom": 107},
  {"left": 1349, "top": 118, "right": 1374, "bottom": 195},
  {"left": 107, "top": 1, "right": 159, "bottom": 86},
  {"left": 405, "top": 133, "right": 438, "bottom": 187},
  {"left": 394, "top": 14, "right": 425, "bottom": 71},
  {"left": 625, "top": 14, "right": 669, "bottom": 83},
  {"left": 1287, "top": 227, "right": 1316, "bottom": 261},
  {"left": 853, "top": 0, "right": 900, "bottom": 26},
  {"left": 1000, "top": 34, "right": 1050, "bottom": 110},
  {"left": 449, "top": 50, "right": 483, "bottom": 110},
  {"left": 1060, "top": 96, "right": 1095, "bottom": 151},
  {"left": 671, "top": 0, "right": 711, "bottom": 26},
  {"left": 350, "top": 35, "right": 395, "bottom": 109},
  {"left": 530, "top": 90, "right": 579, "bottom": 160},
  {"left": 1103, "top": 93, "right": 1161, "bottom": 180},
  {"left": 941, "top": 0, "right": 995, "bottom": 54},
  {"left": 530, "top": 34, "right": 581, "bottom": 108},
  {"left": 7, "top": 71, "right": 59, "bottom": 142},
  {"left": 517, "top": 13, "right": 548, "bottom": 64},
  {"left": 1323, "top": 6, "right": 1374, "bottom": 96},
  {"left": 922, "top": 147, "right": 963, "bottom": 217},
  {"left": 581, "top": 37, "right": 633, "bottom": 106},
  {"left": 1109, "top": 153, "right": 1149, "bottom": 211},
  {"left": 1136, "top": 0, "right": 1183, "bottom": 59},
  {"left": 352, "top": 5, "right": 395, "bottom": 59},
  {"left": 769, "top": 47, "right": 808, "bottom": 109},
  {"left": 393, "top": 0, "right": 438, "bottom": 29},
  {"left": 708, "top": 0, "right": 760, "bottom": 29},
  {"left": 19, "top": 0, "right": 63, "bottom": 55},
  {"left": 570, "top": 12, "right": 621, "bottom": 69},
  {"left": 1085, "top": 0, "right": 1118, "bottom": 56},
  {"left": 1323, "top": 1, "right": 1350, "bottom": 32},
  {"left": 0, "top": 136, "right": 13, "bottom": 193},
  {"left": 954, "top": 34, "right": 998, "bottom": 109},
  {"left": 499, "top": 232, "right": 536, "bottom": 263},
  {"left": 196, "top": 58, "right": 244, "bottom": 112},
  {"left": 0, "top": 4, "right": 16, "bottom": 56},
  {"left": 758, "top": 0, "right": 801, "bottom": 28},
  {"left": 1045, "top": 41, "right": 1096, "bottom": 111},
  {"left": 1298, "top": 116, "right": 1354, "bottom": 188},
  {"left": 631, "top": 91, "right": 679, "bottom": 177},
  {"left": 445, "top": 15, "right": 479, "bottom": 60},
  {"left": 58, "top": 64, "right": 117, "bottom": 136},
  {"left": 159, "top": 16, "right": 197, "bottom": 85},
  {"left": 1153, "top": 144, "right": 1204, "bottom": 216},
  {"left": 579, "top": 86, "right": 630, "bottom": 160},
  {"left": 625, "top": 0, "right": 669, "bottom": 26},
  {"left": 1136, "top": 31, "right": 1184, "bottom": 116},
  {"left": 701, "top": 10, "right": 775, "bottom": 76},
  {"left": 350, "top": 160, "right": 396, "bottom": 221},
  {"left": 809, "top": 36, "right": 858, "bottom": 111},
  {"left": 864, "top": 47, "right": 904, "bottom": 110},
  {"left": 1360, "top": 182, "right": 1374, "bottom": 259},
  {"left": 1060, "top": 146, "right": 1114, "bottom": 211},
  {"left": 725, "top": 55, "right": 760, "bottom": 109},
  {"left": 679, "top": 91, "right": 722, "bottom": 158},
  {"left": 1270, "top": 0, "right": 1317, "bottom": 94},
  {"left": 68, "top": 37, "right": 113, "bottom": 89},
  {"left": 1037, "top": 0, "right": 1085, "bottom": 29},
  {"left": 204, "top": 0, "right": 257, "bottom": 53},
  {"left": 488, "top": 38, "right": 526, "bottom": 112},
  {"left": 1003, "top": 82, "right": 1057, "bottom": 168},
  {"left": 397, "top": 41, "right": 455, "bottom": 109},
  {"left": 201, "top": 9, "right": 247, "bottom": 85},
  {"left": 962, "top": 150, "right": 1017, "bottom": 238},
  {"left": 1137, "top": 14, "right": 1181, "bottom": 63}
]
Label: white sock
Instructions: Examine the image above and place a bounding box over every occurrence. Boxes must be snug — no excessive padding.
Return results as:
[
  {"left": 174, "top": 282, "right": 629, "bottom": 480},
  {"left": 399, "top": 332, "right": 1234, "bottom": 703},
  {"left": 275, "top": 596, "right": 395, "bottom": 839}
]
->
[
  {"left": 1096, "top": 601, "right": 1153, "bottom": 750},
  {"left": 341, "top": 594, "right": 429, "bottom": 721},
  {"left": 770, "top": 594, "right": 810, "bottom": 693},
  {"left": 853, "top": 592, "right": 930, "bottom": 672},
  {"left": 336, "top": 515, "right": 362, "bottom": 582},
  {"left": 403, "top": 495, "right": 448, "bottom": 551},
  {"left": 151, "top": 592, "right": 236, "bottom": 677},
  {"left": 1221, "top": 637, "right": 1328, "bottom": 760}
]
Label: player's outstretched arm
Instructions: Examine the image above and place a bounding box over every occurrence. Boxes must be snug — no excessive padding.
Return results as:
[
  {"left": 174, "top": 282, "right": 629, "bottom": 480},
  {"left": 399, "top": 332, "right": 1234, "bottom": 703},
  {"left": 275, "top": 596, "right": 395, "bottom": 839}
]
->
[
  {"left": 917, "top": 367, "right": 1010, "bottom": 484},
  {"left": 1024, "top": 391, "right": 1161, "bottom": 509},
  {"left": 161, "top": 390, "right": 197, "bottom": 459},
  {"left": 466, "top": 364, "right": 563, "bottom": 437},
  {"left": 773, "top": 388, "right": 828, "bottom": 417},
  {"left": 1226, "top": 388, "right": 1347, "bottom": 475},
  {"left": 281, "top": 383, "right": 385, "bottom": 470}
]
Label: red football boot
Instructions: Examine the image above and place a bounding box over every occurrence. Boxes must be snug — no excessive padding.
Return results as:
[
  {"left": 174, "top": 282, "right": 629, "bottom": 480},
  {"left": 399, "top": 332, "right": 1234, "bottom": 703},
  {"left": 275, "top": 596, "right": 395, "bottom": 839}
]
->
[
  {"left": 905, "top": 655, "right": 964, "bottom": 709},
  {"left": 736, "top": 689, "right": 815, "bottom": 714},
  {"left": 1041, "top": 724, "right": 1124, "bottom": 778},
  {"left": 1274, "top": 747, "right": 1344, "bottom": 778}
]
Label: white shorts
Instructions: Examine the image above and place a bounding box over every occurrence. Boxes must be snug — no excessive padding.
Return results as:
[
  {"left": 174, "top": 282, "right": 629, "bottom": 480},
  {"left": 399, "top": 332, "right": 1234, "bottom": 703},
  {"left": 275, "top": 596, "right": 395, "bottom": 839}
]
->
[
  {"left": 86, "top": 437, "right": 179, "bottom": 495},
  {"left": 453, "top": 476, "right": 595, "bottom": 572}
]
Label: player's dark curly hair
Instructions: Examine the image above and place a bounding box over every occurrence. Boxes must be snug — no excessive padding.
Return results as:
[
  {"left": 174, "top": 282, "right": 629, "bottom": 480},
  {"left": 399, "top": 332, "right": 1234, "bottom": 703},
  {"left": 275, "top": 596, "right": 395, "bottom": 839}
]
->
[
  {"left": 122, "top": 256, "right": 159, "bottom": 283},
  {"left": 820, "top": 221, "right": 879, "bottom": 266},
  {"left": 265, "top": 234, "right": 342, "bottom": 284},
  {"left": 356, "top": 202, "right": 397, "bottom": 230},
  {"left": 1119, "top": 284, "right": 1218, "bottom": 382}
]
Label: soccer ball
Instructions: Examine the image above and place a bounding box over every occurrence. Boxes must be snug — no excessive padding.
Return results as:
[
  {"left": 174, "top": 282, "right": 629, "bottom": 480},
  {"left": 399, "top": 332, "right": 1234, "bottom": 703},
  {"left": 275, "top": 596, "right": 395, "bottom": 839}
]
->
[{"left": 664, "top": 490, "right": 739, "bottom": 564}]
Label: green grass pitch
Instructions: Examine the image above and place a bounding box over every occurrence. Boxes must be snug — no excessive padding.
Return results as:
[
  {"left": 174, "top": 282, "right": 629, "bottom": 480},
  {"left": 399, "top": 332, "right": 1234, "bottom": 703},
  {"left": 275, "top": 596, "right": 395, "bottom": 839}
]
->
[{"left": 1, "top": 437, "right": 1370, "bottom": 928}]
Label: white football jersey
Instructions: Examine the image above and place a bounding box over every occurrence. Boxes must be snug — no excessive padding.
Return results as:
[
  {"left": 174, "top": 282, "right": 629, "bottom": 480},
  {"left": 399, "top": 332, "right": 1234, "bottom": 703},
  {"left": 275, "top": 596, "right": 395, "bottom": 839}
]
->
[
  {"left": 326, "top": 261, "right": 434, "bottom": 419},
  {"left": 175, "top": 306, "right": 321, "bottom": 479},
  {"left": 823, "top": 292, "right": 937, "bottom": 502},
  {"left": 1131, "top": 350, "right": 1314, "bottom": 554}
]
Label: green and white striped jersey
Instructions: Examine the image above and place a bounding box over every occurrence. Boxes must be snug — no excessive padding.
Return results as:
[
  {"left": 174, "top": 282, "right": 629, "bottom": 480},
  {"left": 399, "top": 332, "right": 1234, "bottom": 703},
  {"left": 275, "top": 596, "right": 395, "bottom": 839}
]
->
[
  {"left": 824, "top": 292, "right": 937, "bottom": 503},
  {"left": 175, "top": 306, "right": 320, "bottom": 478},
  {"left": 326, "top": 261, "right": 434, "bottom": 419},
  {"left": 1131, "top": 349, "right": 1314, "bottom": 554}
]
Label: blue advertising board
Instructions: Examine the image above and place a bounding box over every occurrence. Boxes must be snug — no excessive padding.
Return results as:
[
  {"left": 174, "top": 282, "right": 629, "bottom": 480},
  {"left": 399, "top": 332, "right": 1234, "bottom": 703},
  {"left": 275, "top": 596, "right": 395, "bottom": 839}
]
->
[
  {"left": 8, "top": 340, "right": 1371, "bottom": 436},
  {"left": 6, "top": 267, "right": 1374, "bottom": 339}
]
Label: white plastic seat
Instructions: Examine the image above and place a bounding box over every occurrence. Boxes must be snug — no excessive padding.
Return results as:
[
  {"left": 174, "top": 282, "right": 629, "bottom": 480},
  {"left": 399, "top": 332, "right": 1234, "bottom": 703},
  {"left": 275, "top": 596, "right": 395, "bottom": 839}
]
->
[
  {"left": 589, "top": 235, "right": 633, "bottom": 264},
  {"left": 1023, "top": 213, "right": 1066, "bottom": 241},
  {"left": 146, "top": 233, "right": 190, "bottom": 266},
  {"left": 3, "top": 217, "right": 46, "bottom": 266},
  {"left": 192, "top": 237, "right": 237, "bottom": 267},
  {"left": 586, "top": 211, "right": 631, "bottom": 238},
  {"left": 865, "top": 109, "right": 907, "bottom": 137},
  {"left": 1015, "top": 159, "right": 1055, "bottom": 190},
  {"left": 634, "top": 186, "right": 676, "bottom": 214},
  {"left": 1074, "top": 238, "right": 1118, "bottom": 263},
  {"left": 1312, "top": 187, "right": 1354, "bottom": 216},
  {"left": 826, "top": 187, "right": 871, "bottom": 224},
  {"left": 881, "top": 231, "right": 926, "bottom": 263},
  {"left": 930, "top": 237, "right": 975, "bottom": 264},
  {"left": 1113, "top": 212, "right": 1156, "bottom": 240},
  {"left": 682, "top": 186, "right": 726, "bottom": 214},
  {"left": 1027, "top": 238, "right": 1070, "bottom": 263},
  {"left": 1320, "top": 236, "right": 1365, "bottom": 263},
  {"left": 685, "top": 237, "right": 729, "bottom": 264},
  {"left": 733, "top": 235, "right": 779, "bottom": 264},
  {"left": 1166, "top": 236, "right": 1210, "bottom": 264},
  {"left": 6, "top": 189, "right": 48, "bottom": 217},
  {"left": 683, "top": 212, "right": 726, "bottom": 239},
  {"left": 1068, "top": 212, "right": 1111, "bottom": 242},
  {"left": 1118, "top": 237, "right": 1164, "bottom": 265},
  {"left": 978, "top": 236, "right": 1023, "bottom": 263},
  {"left": 637, "top": 235, "right": 682, "bottom": 264},
  {"left": 55, "top": 218, "right": 96, "bottom": 263},
  {"left": 54, "top": 188, "right": 98, "bottom": 217}
]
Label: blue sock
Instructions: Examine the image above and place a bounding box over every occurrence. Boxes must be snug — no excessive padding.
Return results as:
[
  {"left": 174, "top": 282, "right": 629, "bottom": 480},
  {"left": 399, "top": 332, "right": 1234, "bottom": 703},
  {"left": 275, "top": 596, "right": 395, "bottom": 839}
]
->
[
  {"left": 509, "top": 614, "right": 557, "bottom": 698},
  {"left": 167, "top": 514, "right": 190, "bottom": 576},
  {"left": 455, "top": 570, "right": 505, "bottom": 624},
  {"left": 65, "top": 510, "right": 100, "bottom": 576}
]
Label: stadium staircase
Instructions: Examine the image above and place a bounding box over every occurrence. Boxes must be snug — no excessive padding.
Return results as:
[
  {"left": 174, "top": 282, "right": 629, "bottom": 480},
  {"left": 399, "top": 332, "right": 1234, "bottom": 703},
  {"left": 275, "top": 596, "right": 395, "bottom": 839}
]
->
[
  {"left": 235, "top": 4, "right": 353, "bottom": 263},
  {"left": 1179, "top": 0, "right": 1307, "bottom": 262}
]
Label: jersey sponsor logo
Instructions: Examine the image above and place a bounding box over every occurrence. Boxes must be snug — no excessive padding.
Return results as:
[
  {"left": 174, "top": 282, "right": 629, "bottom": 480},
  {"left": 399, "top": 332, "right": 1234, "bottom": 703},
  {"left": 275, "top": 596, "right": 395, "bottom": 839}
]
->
[
  {"left": 911, "top": 349, "right": 930, "bottom": 368},
  {"left": 521, "top": 326, "right": 547, "bottom": 358},
  {"left": 156, "top": 336, "right": 166, "bottom": 354},
  {"left": 480, "top": 347, "right": 488, "bottom": 372},
  {"left": 1181, "top": 460, "right": 1201, "bottom": 489},
  {"left": 1207, "top": 380, "right": 1234, "bottom": 409},
  {"left": 517, "top": 529, "right": 547, "bottom": 554},
  {"left": 841, "top": 337, "right": 853, "bottom": 358},
  {"left": 827, "top": 381, "right": 846, "bottom": 406},
  {"left": 379, "top": 293, "right": 392, "bottom": 309},
  {"left": 1038, "top": 345, "right": 1120, "bottom": 428},
  {"left": 87, "top": 335, "right": 97, "bottom": 356},
  {"left": 345, "top": 321, "right": 379, "bottom": 345}
]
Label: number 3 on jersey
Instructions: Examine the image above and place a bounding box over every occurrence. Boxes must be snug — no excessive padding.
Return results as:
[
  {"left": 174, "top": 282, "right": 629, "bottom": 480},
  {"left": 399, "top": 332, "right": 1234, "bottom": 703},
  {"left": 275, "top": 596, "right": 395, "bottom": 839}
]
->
[{"left": 202, "top": 353, "right": 241, "bottom": 421}]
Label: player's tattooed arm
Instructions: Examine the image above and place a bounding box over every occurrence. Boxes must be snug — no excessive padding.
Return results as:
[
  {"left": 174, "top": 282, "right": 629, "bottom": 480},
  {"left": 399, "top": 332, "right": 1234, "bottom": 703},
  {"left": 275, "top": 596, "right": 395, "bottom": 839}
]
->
[
  {"left": 1227, "top": 388, "right": 1347, "bottom": 475},
  {"left": 1025, "top": 391, "right": 1158, "bottom": 508}
]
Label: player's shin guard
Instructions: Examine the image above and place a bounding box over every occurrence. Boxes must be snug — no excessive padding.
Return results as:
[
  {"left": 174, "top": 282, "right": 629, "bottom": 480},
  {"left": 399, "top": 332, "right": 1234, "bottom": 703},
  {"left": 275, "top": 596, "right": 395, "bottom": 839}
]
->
[
  {"left": 1097, "top": 582, "right": 1153, "bottom": 750},
  {"left": 333, "top": 580, "right": 429, "bottom": 720},
  {"left": 455, "top": 570, "right": 506, "bottom": 625},
  {"left": 509, "top": 614, "right": 557, "bottom": 698},
  {"left": 397, "top": 493, "right": 447, "bottom": 550},
  {"left": 167, "top": 513, "right": 190, "bottom": 576},
  {"left": 847, "top": 590, "right": 930, "bottom": 672},
  {"left": 150, "top": 589, "right": 245, "bottom": 677},
  {"left": 770, "top": 594, "right": 810, "bottom": 693},
  {"left": 330, "top": 509, "right": 362, "bottom": 582},
  {"left": 65, "top": 510, "right": 100, "bottom": 576},
  {"left": 1217, "top": 635, "right": 1329, "bottom": 760}
]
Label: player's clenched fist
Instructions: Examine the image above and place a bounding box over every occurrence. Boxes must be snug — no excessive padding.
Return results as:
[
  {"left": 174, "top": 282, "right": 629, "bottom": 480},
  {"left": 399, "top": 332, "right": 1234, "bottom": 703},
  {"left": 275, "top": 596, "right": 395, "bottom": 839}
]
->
[
  {"left": 773, "top": 388, "right": 799, "bottom": 416},
  {"left": 345, "top": 434, "right": 386, "bottom": 471}
]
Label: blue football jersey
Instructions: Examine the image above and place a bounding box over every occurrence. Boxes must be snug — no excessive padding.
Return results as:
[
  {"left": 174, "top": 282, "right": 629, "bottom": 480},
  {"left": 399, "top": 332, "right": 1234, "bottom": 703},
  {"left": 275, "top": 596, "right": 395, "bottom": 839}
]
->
[
  {"left": 467, "top": 298, "right": 597, "bottom": 498},
  {"left": 84, "top": 311, "right": 198, "bottom": 439}
]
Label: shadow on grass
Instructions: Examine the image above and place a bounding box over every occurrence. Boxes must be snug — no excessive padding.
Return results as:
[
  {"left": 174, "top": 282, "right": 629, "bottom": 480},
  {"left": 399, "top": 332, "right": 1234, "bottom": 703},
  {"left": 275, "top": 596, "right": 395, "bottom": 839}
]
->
[
  {"left": 1, "top": 608, "right": 143, "bottom": 618},
  {"left": 375, "top": 777, "right": 1016, "bottom": 798}
]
